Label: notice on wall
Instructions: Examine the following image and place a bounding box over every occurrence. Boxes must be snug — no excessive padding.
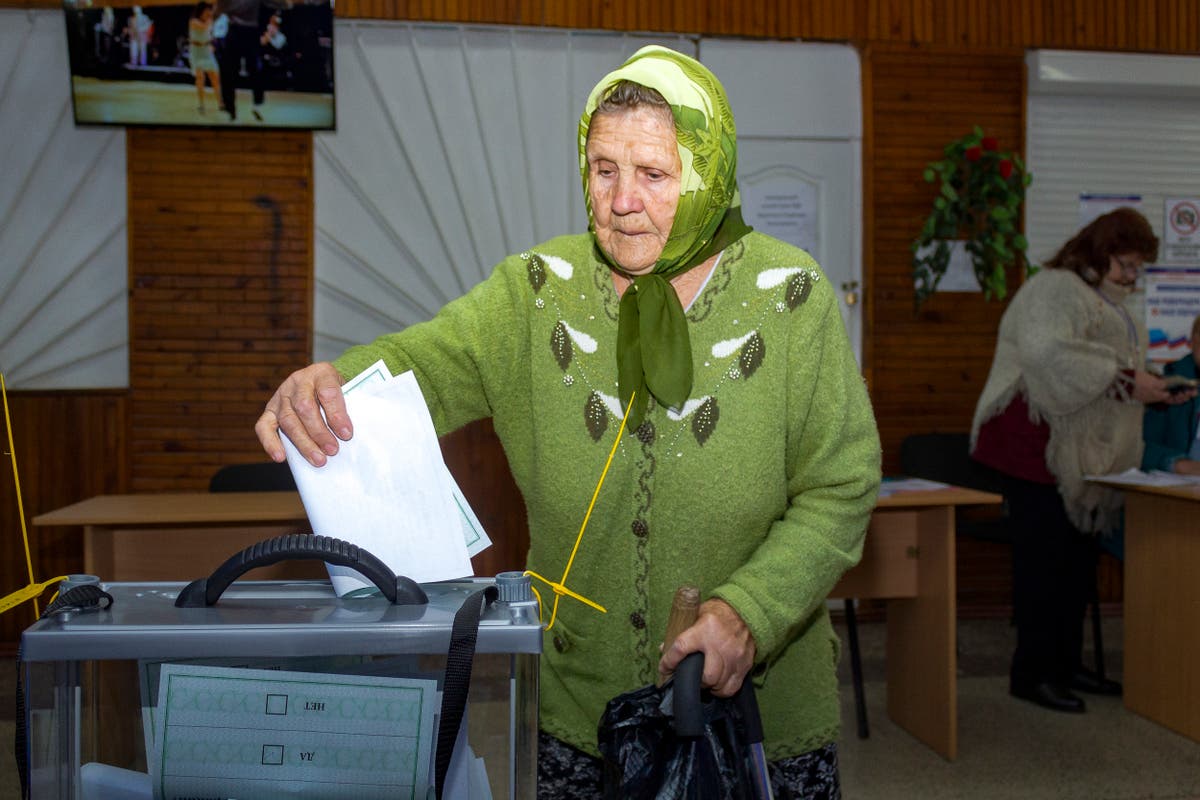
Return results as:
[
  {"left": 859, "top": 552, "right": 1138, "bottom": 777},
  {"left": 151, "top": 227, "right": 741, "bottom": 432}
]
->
[
  {"left": 1164, "top": 197, "right": 1200, "bottom": 264},
  {"left": 1145, "top": 266, "right": 1200, "bottom": 362},
  {"left": 740, "top": 167, "right": 819, "bottom": 257},
  {"left": 911, "top": 240, "right": 980, "bottom": 292},
  {"left": 1079, "top": 193, "right": 1142, "bottom": 229}
]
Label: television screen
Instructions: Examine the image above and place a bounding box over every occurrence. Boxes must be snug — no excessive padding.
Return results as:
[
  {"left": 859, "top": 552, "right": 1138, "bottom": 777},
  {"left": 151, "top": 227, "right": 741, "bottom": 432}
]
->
[{"left": 62, "top": 0, "right": 335, "bottom": 129}]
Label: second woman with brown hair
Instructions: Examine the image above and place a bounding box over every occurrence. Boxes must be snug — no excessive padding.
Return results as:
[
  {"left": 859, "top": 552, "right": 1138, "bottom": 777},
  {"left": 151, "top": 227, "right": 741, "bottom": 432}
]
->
[{"left": 971, "top": 207, "right": 1194, "bottom": 713}]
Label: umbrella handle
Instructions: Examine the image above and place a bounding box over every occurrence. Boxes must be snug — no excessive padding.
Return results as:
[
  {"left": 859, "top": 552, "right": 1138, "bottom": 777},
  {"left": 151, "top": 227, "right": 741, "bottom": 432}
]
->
[
  {"left": 657, "top": 584, "right": 700, "bottom": 687},
  {"left": 672, "top": 651, "right": 706, "bottom": 737}
]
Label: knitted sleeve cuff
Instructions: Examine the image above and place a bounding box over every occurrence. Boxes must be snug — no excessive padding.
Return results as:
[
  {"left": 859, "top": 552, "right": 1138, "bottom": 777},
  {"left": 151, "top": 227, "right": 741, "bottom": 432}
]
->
[{"left": 1105, "top": 368, "right": 1136, "bottom": 403}]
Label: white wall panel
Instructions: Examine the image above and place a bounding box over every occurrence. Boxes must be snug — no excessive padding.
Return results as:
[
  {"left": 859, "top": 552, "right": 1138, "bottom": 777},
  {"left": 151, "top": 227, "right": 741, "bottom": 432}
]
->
[
  {"left": 314, "top": 25, "right": 864, "bottom": 364},
  {"left": 0, "top": 10, "right": 127, "bottom": 389},
  {"left": 313, "top": 23, "right": 692, "bottom": 361},
  {"left": 1026, "top": 50, "right": 1200, "bottom": 265}
]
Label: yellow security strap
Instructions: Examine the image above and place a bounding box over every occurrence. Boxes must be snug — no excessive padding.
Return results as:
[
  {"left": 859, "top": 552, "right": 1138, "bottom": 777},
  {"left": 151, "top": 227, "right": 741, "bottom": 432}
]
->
[
  {"left": 525, "top": 391, "right": 636, "bottom": 631},
  {"left": 0, "top": 576, "right": 70, "bottom": 617},
  {"left": 2, "top": 372, "right": 43, "bottom": 617}
]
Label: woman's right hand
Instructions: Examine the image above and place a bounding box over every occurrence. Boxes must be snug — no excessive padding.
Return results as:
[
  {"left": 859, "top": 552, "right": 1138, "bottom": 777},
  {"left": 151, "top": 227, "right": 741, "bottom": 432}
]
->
[
  {"left": 1132, "top": 370, "right": 1173, "bottom": 405},
  {"left": 255, "top": 362, "right": 351, "bottom": 467}
]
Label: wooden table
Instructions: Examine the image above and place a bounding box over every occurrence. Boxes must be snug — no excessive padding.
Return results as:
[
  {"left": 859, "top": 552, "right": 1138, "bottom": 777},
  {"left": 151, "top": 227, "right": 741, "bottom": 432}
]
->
[
  {"left": 32, "top": 492, "right": 317, "bottom": 582},
  {"left": 1094, "top": 480, "right": 1200, "bottom": 743},
  {"left": 36, "top": 485, "right": 999, "bottom": 760},
  {"left": 831, "top": 485, "right": 1002, "bottom": 761}
]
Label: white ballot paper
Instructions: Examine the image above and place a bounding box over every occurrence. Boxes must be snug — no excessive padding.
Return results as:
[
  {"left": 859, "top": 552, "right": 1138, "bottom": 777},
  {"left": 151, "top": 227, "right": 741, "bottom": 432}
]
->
[
  {"left": 1086, "top": 467, "right": 1200, "bottom": 488},
  {"left": 281, "top": 361, "right": 491, "bottom": 592},
  {"left": 152, "top": 664, "right": 439, "bottom": 800}
]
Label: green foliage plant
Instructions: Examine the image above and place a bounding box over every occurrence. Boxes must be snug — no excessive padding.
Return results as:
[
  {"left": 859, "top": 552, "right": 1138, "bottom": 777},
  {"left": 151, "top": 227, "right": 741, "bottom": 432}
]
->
[{"left": 911, "top": 127, "right": 1034, "bottom": 308}]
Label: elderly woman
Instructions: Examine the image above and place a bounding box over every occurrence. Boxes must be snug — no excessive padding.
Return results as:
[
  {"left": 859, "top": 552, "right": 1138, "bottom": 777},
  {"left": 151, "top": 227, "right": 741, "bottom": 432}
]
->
[
  {"left": 971, "top": 207, "right": 1192, "bottom": 714},
  {"left": 257, "top": 46, "right": 880, "bottom": 797}
]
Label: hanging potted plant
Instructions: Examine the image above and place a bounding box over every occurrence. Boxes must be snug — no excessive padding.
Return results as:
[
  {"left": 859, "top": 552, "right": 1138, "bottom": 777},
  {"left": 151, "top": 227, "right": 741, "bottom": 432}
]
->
[{"left": 911, "top": 127, "right": 1033, "bottom": 308}]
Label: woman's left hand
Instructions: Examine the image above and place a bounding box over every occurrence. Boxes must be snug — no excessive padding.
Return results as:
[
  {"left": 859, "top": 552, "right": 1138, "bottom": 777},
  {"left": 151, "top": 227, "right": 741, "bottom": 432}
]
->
[
  {"left": 658, "top": 598, "right": 756, "bottom": 698},
  {"left": 1163, "top": 387, "right": 1199, "bottom": 405}
]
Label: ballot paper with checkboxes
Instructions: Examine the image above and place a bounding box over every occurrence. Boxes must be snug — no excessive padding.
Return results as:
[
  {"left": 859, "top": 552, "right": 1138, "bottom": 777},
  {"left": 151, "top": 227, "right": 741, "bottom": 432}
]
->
[{"left": 151, "top": 663, "right": 441, "bottom": 799}]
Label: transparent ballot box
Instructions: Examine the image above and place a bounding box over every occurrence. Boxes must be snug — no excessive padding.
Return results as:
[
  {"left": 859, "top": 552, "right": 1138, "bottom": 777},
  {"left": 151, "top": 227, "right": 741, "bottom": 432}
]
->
[{"left": 19, "top": 572, "right": 541, "bottom": 800}]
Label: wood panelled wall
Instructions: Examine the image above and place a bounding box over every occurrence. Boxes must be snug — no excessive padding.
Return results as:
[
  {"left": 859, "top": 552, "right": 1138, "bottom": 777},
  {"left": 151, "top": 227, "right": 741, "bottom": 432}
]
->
[
  {"left": 0, "top": 392, "right": 128, "bottom": 642},
  {"left": 864, "top": 43, "right": 1021, "bottom": 462},
  {"left": 6, "top": 0, "right": 1194, "bottom": 638},
  {"left": 127, "top": 129, "right": 313, "bottom": 490},
  {"left": 328, "top": 0, "right": 1200, "bottom": 53}
]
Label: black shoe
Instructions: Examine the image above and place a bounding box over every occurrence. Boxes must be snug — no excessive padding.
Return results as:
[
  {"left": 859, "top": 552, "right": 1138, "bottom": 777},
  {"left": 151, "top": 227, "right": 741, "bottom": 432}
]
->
[
  {"left": 1069, "top": 668, "right": 1122, "bottom": 696},
  {"left": 1010, "top": 682, "right": 1086, "bottom": 713}
]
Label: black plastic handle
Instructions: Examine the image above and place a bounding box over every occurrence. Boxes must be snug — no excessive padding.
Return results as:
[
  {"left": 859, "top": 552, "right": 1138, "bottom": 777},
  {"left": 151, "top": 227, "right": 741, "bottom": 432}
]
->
[
  {"left": 672, "top": 651, "right": 706, "bottom": 737},
  {"left": 174, "top": 533, "right": 428, "bottom": 607},
  {"left": 671, "top": 652, "right": 764, "bottom": 743}
]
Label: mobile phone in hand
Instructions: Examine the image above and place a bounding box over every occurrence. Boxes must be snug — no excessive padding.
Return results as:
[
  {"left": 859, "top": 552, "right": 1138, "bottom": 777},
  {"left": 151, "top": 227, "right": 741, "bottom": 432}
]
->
[{"left": 1164, "top": 375, "right": 1198, "bottom": 394}]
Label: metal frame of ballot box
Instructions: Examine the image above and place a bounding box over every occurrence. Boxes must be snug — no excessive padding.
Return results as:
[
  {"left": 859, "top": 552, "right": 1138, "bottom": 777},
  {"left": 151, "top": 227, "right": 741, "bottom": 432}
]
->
[{"left": 19, "top": 573, "right": 542, "bottom": 800}]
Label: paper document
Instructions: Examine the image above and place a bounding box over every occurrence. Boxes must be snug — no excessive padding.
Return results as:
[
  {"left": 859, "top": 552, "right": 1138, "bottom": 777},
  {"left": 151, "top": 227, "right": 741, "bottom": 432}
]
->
[
  {"left": 139, "top": 655, "right": 368, "bottom": 777},
  {"left": 1085, "top": 468, "right": 1200, "bottom": 488},
  {"left": 152, "top": 664, "right": 439, "bottom": 800},
  {"left": 877, "top": 477, "right": 952, "bottom": 498},
  {"left": 282, "top": 361, "right": 492, "bottom": 592}
]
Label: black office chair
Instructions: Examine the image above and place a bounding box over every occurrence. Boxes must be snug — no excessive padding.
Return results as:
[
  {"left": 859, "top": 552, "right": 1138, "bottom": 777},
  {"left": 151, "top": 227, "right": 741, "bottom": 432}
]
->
[
  {"left": 842, "top": 433, "right": 1105, "bottom": 739},
  {"left": 209, "top": 461, "right": 297, "bottom": 493},
  {"left": 899, "top": 432, "right": 1107, "bottom": 675}
]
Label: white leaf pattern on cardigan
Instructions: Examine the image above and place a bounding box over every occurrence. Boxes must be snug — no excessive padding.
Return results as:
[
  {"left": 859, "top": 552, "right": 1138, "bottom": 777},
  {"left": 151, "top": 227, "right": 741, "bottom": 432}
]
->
[
  {"left": 593, "top": 391, "right": 624, "bottom": 418},
  {"left": 756, "top": 266, "right": 811, "bottom": 289},
  {"left": 560, "top": 321, "right": 598, "bottom": 353},
  {"left": 535, "top": 252, "right": 575, "bottom": 280},
  {"left": 711, "top": 331, "right": 758, "bottom": 358},
  {"left": 665, "top": 396, "right": 712, "bottom": 421}
]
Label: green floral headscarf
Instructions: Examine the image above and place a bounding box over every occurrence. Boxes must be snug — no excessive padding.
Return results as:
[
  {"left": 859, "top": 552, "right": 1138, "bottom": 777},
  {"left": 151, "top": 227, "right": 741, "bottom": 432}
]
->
[{"left": 579, "top": 45, "right": 751, "bottom": 429}]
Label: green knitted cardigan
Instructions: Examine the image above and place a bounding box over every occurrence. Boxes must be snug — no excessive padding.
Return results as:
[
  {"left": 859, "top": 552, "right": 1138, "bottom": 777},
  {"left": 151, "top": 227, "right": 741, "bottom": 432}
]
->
[{"left": 333, "top": 231, "right": 881, "bottom": 759}]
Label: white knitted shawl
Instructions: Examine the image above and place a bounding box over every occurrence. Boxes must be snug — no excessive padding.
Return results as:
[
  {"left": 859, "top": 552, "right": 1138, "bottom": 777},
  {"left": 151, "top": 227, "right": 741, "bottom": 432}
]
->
[{"left": 970, "top": 269, "right": 1146, "bottom": 534}]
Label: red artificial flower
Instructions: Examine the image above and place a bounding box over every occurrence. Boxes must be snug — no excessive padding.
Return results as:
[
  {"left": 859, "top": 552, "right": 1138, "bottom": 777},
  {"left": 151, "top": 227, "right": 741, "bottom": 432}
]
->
[
  {"left": 998, "top": 159, "right": 1014, "bottom": 179},
  {"left": 982, "top": 136, "right": 999, "bottom": 151},
  {"left": 965, "top": 146, "right": 982, "bottom": 162}
]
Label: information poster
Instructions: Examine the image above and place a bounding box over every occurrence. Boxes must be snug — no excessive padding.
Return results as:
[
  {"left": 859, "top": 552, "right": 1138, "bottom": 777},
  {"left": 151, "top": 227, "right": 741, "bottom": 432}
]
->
[
  {"left": 911, "top": 240, "right": 979, "bottom": 292},
  {"left": 1079, "top": 193, "right": 1142, "bottom": 229},
  {"left": 1164, "top": 197, "right": 1200, "bottom": 264},
  {"left": 1145, "top": 267, "right": 1200, "bottom": 362},
  {"left": 740, "top": 167, "right": 819, "bottom": 257}
]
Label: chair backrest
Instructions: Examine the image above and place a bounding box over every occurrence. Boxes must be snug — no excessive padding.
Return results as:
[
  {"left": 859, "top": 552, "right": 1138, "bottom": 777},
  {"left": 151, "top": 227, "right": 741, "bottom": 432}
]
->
[
  {"left": 900, "top": 432, "right": 1010, "bottom": 542},
  {"left": 899, "top": 432, "right": 1005, "bottom": 495},
  {"left": 209, "top": 461, "right": 297, "bottom": 492}
]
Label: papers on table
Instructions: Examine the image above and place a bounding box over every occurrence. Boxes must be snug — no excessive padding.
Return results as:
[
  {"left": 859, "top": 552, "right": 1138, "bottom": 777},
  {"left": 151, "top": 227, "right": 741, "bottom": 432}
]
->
[
  {"left": 876, "top": 477, "right": 952, "bottom": 498},
  {"left": 1085, "top": 467, "right": 1200, "bottom": 488},
  {"left": 281, "top": 361, "right": 492, "bottom": 593}
]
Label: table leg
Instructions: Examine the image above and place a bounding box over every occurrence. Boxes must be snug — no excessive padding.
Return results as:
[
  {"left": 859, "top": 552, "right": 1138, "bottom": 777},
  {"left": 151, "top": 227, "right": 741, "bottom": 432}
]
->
[
  {"left": 884, "top": 506, "right": 957, "bottom": 760},
  {"left": 1123, "top": 493, "right": 1200, "bottom": 742}
]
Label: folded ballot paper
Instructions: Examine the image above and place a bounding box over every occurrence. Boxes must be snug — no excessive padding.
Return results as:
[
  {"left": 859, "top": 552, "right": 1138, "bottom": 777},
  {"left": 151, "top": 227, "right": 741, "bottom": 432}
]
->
[{"left": 281, "top": 360, "right": 492, "bottom": 594}]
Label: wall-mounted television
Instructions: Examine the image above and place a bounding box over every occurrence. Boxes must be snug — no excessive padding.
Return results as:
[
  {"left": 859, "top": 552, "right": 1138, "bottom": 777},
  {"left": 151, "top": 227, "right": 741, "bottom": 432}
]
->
[{"left": 62, "top": 0, "right": 335, "bottom": 129}]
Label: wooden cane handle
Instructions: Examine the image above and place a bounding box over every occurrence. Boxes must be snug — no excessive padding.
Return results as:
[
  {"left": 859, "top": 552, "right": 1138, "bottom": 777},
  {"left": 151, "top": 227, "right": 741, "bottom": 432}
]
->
[{"left": 658, "top": 584, "right": 700, "bottom": 686}]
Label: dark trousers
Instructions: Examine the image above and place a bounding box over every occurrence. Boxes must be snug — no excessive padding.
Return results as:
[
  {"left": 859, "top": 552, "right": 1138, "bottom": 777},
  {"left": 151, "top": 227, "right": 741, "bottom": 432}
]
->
[
  {"left": 1003, "top": 475, "right": 1098, "bottom": 689},
  {"left": 218, "top": 24, "right": 264, "bottom": 118}
]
